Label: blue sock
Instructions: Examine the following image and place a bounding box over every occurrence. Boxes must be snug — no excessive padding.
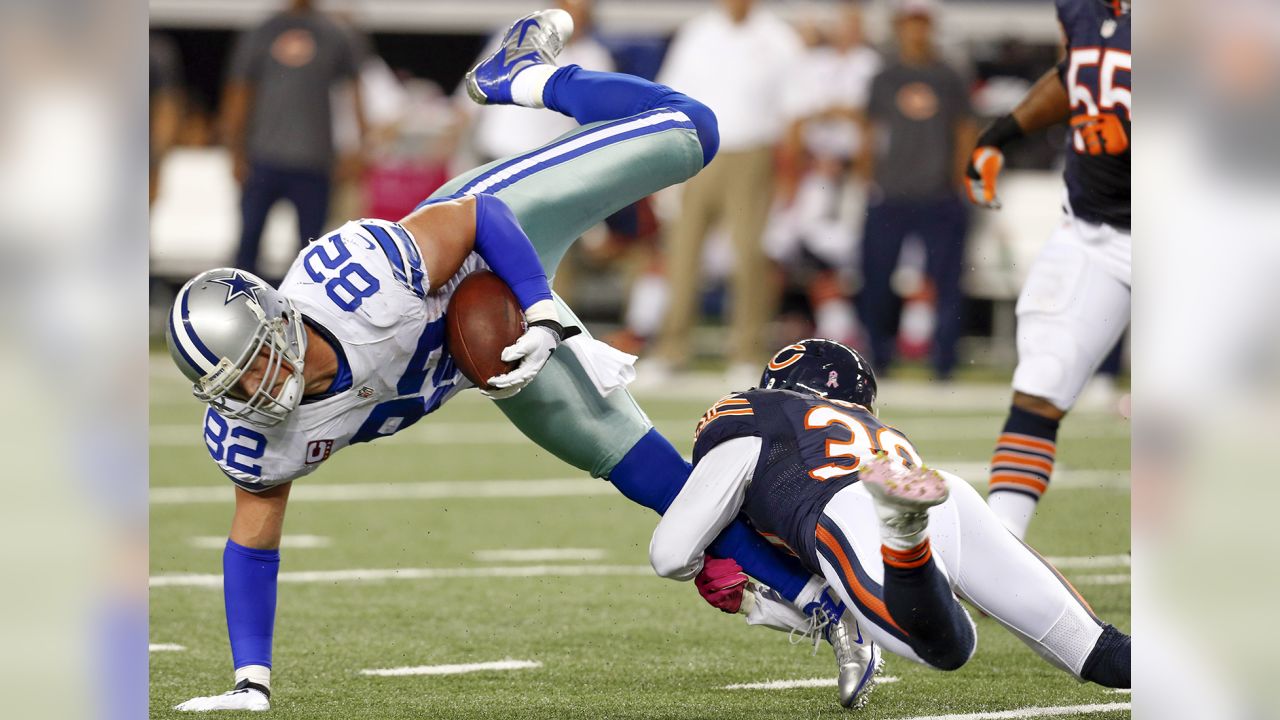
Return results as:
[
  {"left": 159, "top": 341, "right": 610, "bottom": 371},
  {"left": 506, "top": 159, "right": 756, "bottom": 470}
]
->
[
  {"left": 608, "top": 429, "right": 811, "bottom": 602},
  {"left": 607, "top": 428, "right": 688, "bottom": 513},
  {"left": 224, "top": 539, "right": 279, "bottom": 670},
  {"left": 542, "top": 65, "right": 719, "bottom": 166}
]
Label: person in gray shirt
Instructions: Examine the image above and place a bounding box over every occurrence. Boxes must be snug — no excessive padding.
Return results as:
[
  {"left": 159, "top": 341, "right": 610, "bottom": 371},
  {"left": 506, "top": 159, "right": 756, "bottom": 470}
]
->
[
  {"left": 221, "top": 0, "right": 366, "bottom": 280},
  {"left": 855, "top": 0, "right": 976, "bottom": 380}
]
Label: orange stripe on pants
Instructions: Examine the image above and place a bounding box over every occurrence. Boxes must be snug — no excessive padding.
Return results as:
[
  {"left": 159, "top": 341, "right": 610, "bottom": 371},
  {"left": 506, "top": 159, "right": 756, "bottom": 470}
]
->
[{"left": 816, "top": 525, "right": 906, "bottom": 635}]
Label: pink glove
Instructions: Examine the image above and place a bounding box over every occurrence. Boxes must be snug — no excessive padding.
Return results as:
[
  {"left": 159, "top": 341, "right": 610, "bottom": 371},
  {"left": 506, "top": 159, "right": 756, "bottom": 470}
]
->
[{"left": 695, "top": 555, "right": 749, "bottom": 613}]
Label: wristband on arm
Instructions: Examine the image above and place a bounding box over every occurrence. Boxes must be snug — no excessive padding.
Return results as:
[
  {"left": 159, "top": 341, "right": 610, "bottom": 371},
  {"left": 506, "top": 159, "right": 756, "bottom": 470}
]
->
[{"left": 976, "top": 113, "right": 1026, "bottom": 150}]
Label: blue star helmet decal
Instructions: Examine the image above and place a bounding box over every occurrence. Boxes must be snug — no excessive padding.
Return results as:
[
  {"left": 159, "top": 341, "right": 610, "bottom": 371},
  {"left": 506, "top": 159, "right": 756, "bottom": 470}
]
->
[{"left": 209, "top": 271, "right": 264, "bottom": 306}]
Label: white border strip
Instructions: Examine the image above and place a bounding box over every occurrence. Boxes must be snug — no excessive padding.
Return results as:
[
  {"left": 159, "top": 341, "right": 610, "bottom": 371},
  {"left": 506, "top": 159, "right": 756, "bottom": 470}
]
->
[
  {"left": 891, "top": 702, "right": 1131, "bottom": 720},
  {"left": 361, "top": 659, "right": 541, "bottom": 677}
]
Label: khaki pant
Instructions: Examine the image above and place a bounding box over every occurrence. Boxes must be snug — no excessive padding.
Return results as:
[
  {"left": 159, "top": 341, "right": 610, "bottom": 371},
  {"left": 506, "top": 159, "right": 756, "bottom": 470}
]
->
[{"left": 655, "top": 146, "right": 775, "bottom": 366}]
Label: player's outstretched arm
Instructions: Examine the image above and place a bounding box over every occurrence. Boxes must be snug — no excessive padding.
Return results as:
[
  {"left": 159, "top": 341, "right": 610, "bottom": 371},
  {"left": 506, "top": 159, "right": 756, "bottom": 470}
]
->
[
  {"left": 966, "top": 68, "right": 1071, "bottom": 209},
  {"left": 400, "top": 195, "right": 564, "bottom": 397},
  {"left": 649, "top": 437, "right": 762, "bottom": 581},
  {"left": 175, "top": 484, "right": 291, "bottom": 712}
]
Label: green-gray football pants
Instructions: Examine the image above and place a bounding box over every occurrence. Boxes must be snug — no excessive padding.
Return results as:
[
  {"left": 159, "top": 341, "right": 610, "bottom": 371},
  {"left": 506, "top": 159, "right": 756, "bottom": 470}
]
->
[{"left": 429, "top": 108, "right": 705, "bottom": 477}]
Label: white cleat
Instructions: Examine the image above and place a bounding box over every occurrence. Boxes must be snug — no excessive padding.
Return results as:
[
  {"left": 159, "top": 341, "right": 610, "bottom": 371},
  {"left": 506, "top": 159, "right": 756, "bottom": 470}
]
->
[{"left": 859, "top": 454, "right": 949, "bottom": 540}]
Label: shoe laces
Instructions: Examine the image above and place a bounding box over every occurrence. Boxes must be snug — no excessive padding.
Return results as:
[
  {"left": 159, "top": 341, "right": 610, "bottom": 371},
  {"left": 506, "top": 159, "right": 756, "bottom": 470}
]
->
[{"left": 789, "top": 603, "right": 832, "bottom": 655}]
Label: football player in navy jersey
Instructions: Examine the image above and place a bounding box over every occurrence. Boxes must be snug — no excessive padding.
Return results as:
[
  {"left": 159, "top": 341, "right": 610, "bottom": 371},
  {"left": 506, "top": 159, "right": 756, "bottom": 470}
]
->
[
  {"left": 964, "top": 0, "right": 1131, "bottom": 539},
  {"left": 651, "top": 340, "right": 1131, "bottom": 709}
]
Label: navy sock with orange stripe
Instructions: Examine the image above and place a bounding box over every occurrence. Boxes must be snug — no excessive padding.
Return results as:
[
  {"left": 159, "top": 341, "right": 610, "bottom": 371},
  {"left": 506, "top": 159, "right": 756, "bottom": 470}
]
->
[
  {"left": 988, "top": 405, "right": 1060, "bottom": 539},
  {"left": 881, "top": 539, "right": 975, "bottom": 671}
]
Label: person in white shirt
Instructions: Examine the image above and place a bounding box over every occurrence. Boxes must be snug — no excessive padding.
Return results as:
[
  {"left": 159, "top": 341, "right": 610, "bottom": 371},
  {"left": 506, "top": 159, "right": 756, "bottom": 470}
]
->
[
  {"left": 770, "top": 4, "right": 881, "bottom": 348},
  {"left": 649, "top": 0, "right": 803, "bottom": 383}
]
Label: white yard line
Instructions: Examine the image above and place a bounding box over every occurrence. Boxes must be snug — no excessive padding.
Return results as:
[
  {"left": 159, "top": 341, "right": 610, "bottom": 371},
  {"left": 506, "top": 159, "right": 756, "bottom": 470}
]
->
[
  {"left": 151, "top": 564, "right": 654, "bottom": 588},
  {"left": 149, "top": 418, "right": 1127, "bottom": 447},
  {"left": 152, "top": 467, "right": 1127, "bottom": 506},
  {"left": 188, "top": 534, "right": 331, "bottom": 549},
  {"left": 360, "top": 659, "right": 541, "bottom": 677},
  {"left": 1073, "top": 574, "right": 1131, "bottom": 586},
  {"left": 723, "top": 676, "right": 900, "bottom": 690},
  {"left": 151, "top": 478, "right": 610, "bottom": 504},
  {"left": 149, "top": 643, "right": 186, "bottom": 652},
  {"left": 473, "top": 548, "right": 605, "bottom": 562},
  {"left": 891, "top": 703, "right": 1131, "bottom": 720},
  {"left": 1044, "top": 554, "right": 1130, "bottom": 569}
]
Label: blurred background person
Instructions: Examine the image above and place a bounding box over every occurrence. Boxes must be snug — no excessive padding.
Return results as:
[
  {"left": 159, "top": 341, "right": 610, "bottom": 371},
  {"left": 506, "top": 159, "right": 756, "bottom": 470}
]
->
[
  {"left": 149, "top": 32, "right": 184, "bottom": 207},
  {"left": 856, "top": 0, "right": 976, "bottom": 380},
  {"left": 222, "top": 0, "right": 367, "bottom": 282},
  {"left": 647, "top": 0, "right": 802, "bottom": 386},
  {"left": 768, "top": 1, "right": 880, "bottom": 350}
]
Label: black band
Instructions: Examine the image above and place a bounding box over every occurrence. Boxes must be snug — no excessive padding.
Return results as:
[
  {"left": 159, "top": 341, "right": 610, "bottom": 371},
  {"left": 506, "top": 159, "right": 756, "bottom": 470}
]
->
[
  {"left": 529, "top": 319, "right": 570, "bottom": 341},
  {"left": 976, "top": 114, "right": 1025, "bottom": 150},
  {"left": 233, "top": 679, "right": 271, "bottom": 699}
]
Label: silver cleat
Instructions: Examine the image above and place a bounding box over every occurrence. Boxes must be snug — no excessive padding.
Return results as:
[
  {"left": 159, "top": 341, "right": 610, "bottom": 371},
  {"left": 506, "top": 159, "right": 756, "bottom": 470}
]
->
[{"left": 828, "top": 611, "right": 882, "bottom": 708}]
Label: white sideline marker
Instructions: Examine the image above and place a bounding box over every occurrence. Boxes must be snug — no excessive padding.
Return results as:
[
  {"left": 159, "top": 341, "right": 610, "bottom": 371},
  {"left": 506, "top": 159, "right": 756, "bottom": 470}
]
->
[
  {"left": 361, "top": 659, "right": 541, "bottom": 677},
  {"left": 1073, "top": 573, "right": 1131, "bottom": 586},
  {"left": 188, "top": 534, "right": 331, "bottom": 549},
  {"left": 891, "top": 702, "right": 1131, "bottom": 720},
  {"left": 149, "top": 643, "right": 186, "bottom": 652},
  {"left": 473, "top": 548, "right": 605, "bottom": 562},
  {"left": 723, "top": 676, "right": 899, "bottom": 691},
  {"left": 151, "top": 564, "right": 1128, "bottom": 590},
  {"left": 1044, "top": 554, "right": 1130, "bottom": 569}
]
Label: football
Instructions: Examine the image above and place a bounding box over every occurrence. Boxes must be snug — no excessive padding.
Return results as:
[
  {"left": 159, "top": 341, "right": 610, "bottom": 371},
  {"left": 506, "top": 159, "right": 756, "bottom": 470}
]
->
[{"left": 445, "top": 270, "right": 525, "bottom": 390}]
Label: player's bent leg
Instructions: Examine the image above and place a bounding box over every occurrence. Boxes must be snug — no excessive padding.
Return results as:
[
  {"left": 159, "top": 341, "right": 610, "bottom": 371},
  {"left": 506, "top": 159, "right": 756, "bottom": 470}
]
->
[
  {"left": 989, "top": 224, "right": 1131, "bottom": 537},
  {"left": 431, "top": 67, "right": 713, "bottom": 275},
  {"left": 815, "top": 477, "right": 975, "bottom": 672},
  {"left": 938, "top": 471, "right": 1130, "bottom": 687}
]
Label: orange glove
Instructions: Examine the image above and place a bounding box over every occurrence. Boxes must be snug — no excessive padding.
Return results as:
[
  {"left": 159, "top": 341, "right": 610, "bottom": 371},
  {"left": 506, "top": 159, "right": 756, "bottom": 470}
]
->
[
  {"left": 1070, "top": 113, "right": 1129, "bottom": 156},
  {"left": 965, "top": 146, "right": 1005, "bottom": 209}
]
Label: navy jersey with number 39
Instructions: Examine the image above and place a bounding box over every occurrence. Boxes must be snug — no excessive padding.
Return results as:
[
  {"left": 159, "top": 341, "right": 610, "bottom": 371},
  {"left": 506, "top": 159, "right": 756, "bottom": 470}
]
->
[
  {"left": 1057, "top": 0, "right": 1131, "bottom": 229},
  {"left": 692, "top": 389, "right": 923, "bottom": 574}
]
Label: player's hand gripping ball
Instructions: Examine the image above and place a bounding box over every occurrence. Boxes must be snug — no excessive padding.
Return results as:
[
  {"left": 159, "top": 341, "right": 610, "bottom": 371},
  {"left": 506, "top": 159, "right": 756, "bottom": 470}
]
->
[{"left": 445, "top": 270, "right": 526, "bottom": 392}]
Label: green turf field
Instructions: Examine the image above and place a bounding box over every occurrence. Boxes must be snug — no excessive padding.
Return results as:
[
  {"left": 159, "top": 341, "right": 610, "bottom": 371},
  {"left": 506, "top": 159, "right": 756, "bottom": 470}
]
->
[{"left": 150, "top": 358, "right": 1130, "bottom": 719}]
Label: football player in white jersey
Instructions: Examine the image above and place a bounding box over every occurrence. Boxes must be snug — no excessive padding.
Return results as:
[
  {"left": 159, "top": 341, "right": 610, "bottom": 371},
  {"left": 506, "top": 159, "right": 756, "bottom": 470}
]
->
[{"left": 167, "top": 9, "right": 841, "bottom": 712}]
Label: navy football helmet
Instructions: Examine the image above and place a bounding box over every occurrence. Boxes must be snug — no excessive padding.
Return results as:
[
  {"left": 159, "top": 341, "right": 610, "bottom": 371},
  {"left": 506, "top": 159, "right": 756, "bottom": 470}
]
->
[{"left": 759, "top": 339, "right": 877, "bottom": 410}]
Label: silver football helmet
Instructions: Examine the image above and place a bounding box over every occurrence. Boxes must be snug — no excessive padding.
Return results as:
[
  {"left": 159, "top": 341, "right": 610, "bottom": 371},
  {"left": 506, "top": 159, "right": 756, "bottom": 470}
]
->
[{"left": 165, "top": 268, "right": 308, "bottom": 427}]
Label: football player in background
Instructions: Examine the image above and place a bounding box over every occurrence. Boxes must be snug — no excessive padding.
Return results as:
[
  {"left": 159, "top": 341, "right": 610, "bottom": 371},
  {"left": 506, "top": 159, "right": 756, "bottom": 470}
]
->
[
  {"left": 650, "top": 340, "right": 1131, "bottom": 709},
  {"left": 965, "top": 0, "right": 1130, "bottom": 538},
  {"left": 166, "top": 10, "right": 846, "bottom": 712}
]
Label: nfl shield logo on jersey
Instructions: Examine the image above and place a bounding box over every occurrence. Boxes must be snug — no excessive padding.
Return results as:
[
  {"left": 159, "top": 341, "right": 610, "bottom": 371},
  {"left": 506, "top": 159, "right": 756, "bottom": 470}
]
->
[{"left": 305, "top": 439, "right": 335, "bottom": 465}]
